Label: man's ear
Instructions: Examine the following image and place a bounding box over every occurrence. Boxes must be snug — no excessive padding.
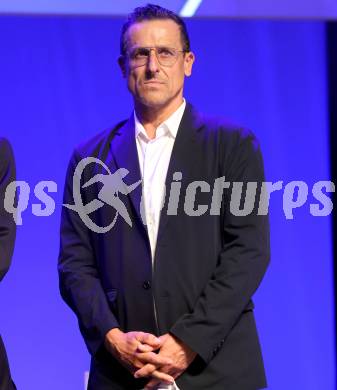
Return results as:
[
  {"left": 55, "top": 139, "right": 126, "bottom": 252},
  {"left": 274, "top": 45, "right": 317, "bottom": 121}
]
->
[
  {"left": 184, "top": 51, "right": 195, "bottom": 77},
  {"left": 118, "top": 55, "right": 127, "bottom": 78}
]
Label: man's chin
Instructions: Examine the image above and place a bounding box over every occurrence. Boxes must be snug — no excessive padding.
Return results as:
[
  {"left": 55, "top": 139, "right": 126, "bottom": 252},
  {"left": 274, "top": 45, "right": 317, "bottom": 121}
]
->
[{"left": 137, "top": 94, "right": 168, "bottom": 109}]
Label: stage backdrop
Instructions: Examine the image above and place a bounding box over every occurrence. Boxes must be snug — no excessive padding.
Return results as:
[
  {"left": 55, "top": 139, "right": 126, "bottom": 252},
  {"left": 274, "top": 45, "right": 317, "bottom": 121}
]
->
[
  {"left": 0, "top": 0, "right": 337, "bottom": 18},
  {"left": 0, "top": 16, "right": 334, "bottom": 390}
]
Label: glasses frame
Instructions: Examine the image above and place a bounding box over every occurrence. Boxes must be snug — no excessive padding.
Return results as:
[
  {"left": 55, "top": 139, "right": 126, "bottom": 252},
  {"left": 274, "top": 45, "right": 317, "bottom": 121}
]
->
[{"left": 125, "top": 46, "right": 188, "bottom": 68}]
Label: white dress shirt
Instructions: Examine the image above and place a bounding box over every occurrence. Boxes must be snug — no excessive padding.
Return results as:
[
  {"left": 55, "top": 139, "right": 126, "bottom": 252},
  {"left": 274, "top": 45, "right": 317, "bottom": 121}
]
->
[{"left": 135, "top": 98, "right": 186, "bottom": 390}]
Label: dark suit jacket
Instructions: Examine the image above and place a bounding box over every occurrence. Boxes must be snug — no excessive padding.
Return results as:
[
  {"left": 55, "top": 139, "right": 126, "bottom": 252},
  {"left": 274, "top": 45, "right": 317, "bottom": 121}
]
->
[
  {"left": 58, "top": 103, "right": 270, "bottom": 390},
  {"left": 0, "top": 139, "right": 16, "bottom": 282},
  {"left": 0, "top": 138, "right": 16, "bottom": 390}
]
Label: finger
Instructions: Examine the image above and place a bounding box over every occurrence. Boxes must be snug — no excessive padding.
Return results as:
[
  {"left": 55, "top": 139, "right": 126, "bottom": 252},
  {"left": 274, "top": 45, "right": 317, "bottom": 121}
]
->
[
  {"left": 137, "top": 351, "right": 173, "bottom": 366},
  {"left": 157, "top": 334, "right": 169, "bottom": 344},
  {"left": 145, "top": 379, "right": 161, "bottom": 390},
  {"left": 136, "top": 332, "right": 162, "bottom": 347},
  {"left": 136, "top": 343, "right": 155, "bottom": 352},
  {"left": 145, "top": 378, "right": 173, "bottom": 390},
  {"left": 144, "top": 378, "right": 161, "bottom": 390},
  {"left": 144, "top": 369, "right": 174, "bottom": 384},
  {"left": 134, "top": 363, "right": 156, "bottom": 378},
  {"left": 134, "top": 364, "right": 174, "bottom": 382}
]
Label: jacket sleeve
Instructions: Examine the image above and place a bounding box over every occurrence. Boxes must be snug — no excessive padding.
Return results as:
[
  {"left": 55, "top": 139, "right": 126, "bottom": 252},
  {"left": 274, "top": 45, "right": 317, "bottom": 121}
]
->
[
  {"left": 170, "top": 128, "right": 270, "bottom": 364},
  {"left": 0, "top": 138, "right": 16, "bottom": 282},
  {"left": 58, "top": 149, "right": 119, "bottom": 356}
]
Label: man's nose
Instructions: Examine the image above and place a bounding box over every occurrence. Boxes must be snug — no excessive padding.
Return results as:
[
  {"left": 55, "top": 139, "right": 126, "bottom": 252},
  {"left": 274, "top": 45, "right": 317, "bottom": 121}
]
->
[{"left": 146, "top": 50, "right": 160, "bottom": 73}]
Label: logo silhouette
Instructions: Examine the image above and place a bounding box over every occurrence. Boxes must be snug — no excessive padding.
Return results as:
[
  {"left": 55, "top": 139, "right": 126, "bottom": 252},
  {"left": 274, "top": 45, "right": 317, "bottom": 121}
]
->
[{"left": 64, "top": 157, "right": 141, "bottom": 233}]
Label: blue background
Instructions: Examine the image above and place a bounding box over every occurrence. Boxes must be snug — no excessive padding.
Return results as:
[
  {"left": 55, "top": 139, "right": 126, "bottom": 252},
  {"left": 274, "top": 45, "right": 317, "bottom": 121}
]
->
[
  {"left": 0, "top": 16, "right": 335, "bottom": 390},
  {"left": 0, "top": 0, "right": 337, "bottom": 18}
]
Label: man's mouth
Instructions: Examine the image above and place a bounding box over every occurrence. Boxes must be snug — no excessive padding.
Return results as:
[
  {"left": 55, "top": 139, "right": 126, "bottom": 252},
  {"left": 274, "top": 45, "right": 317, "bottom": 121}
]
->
[{"left": 144, "top": 80, "right": 164, "bottom": 84}]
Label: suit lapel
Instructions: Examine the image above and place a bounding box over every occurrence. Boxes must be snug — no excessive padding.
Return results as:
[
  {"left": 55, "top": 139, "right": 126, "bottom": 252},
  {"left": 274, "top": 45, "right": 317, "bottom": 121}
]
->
[
  {"left": 109, "top": 103, "right": 205, "bottom": 240},
  {"left": 156, "top": 102, "right": 205, "bottom": 244},
  {"left": 110, "top": 114, "right": 144, "bottom": 228}
]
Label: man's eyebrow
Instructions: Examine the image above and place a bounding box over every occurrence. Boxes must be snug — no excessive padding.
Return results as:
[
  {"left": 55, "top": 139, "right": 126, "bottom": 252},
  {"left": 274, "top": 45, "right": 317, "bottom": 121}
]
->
[{"left": 129, "top": 42, "right": 179, "bottom": 48}]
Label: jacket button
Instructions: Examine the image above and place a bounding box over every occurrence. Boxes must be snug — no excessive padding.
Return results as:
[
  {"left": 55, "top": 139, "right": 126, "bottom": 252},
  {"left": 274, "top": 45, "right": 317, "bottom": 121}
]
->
[{"left": 142, "top": 280, "right": 151, "bottom": 290}]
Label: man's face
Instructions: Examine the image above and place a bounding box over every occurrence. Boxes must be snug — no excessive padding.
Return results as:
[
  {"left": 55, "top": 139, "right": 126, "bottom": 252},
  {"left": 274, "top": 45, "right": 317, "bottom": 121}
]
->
[{"left": 119, "top": 19, "right": 195, "bottom": 109}]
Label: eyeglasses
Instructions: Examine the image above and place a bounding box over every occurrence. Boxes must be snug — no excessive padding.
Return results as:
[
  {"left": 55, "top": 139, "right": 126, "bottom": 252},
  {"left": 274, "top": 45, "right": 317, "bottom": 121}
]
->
[{"left": 126, "top": 46, "right": 187, "bottom": 68}]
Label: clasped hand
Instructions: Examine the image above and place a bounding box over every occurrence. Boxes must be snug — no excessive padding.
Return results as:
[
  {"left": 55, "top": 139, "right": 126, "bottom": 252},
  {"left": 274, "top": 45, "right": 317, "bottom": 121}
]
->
[{"left": 105, "top": 329, "right": 196, "bottom": 389}]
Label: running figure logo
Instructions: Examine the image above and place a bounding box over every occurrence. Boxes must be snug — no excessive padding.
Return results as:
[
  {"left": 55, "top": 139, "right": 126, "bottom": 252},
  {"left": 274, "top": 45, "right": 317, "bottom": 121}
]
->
[{"left": 64, "top": 157, "right": 141, "bottom": 233}]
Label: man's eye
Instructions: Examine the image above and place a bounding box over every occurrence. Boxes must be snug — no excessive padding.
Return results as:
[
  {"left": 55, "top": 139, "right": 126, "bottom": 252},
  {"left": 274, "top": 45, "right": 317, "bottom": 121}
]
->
[
  {"left": 158, "top": 48, "right": 174, "bottom": 57},
  {"left": 133, "top": 49, "right": 149, "bottom": 58}
]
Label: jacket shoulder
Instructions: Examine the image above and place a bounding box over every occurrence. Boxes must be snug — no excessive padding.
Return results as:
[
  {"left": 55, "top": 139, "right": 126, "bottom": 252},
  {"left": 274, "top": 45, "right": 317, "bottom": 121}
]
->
[
  {"left": 0, "top": 138, "right": 15, "bottom": 172},
  {"left": 0, "top": 137, "right": 13, "bottom": 157},
  {"left": 73, "top": 119, "right": 128, "bottom": 158},
  {"left": 199, "top": 113, "right": 260, "bottom": 153},
  {"left": 202, "top": 113, "right": 255, "bottom": 138}
]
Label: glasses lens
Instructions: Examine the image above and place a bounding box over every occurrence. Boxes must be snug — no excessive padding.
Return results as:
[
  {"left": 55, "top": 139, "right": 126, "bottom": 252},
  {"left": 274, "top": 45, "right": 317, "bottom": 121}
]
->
[
  {"left": 157, "top": 47, "right": 177, "bottom": 66},
  {"left": 128, "top": 47, "right": 179, "bottom": 67},
  {"left": 129, "top": 48, "right": 149, "bottom": 66}
]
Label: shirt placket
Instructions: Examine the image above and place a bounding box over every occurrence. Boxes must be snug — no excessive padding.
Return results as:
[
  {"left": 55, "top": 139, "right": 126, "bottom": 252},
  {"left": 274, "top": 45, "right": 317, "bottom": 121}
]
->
[{"left": 143, "top": 139, "right": 156, "bottom": 259}]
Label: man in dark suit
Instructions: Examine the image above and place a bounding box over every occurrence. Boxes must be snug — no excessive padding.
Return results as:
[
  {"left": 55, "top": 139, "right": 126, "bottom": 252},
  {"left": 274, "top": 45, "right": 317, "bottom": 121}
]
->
[
  {"left": 59, "top": 4, "right": 270, "bottom": 389},
  {"left": 0, "top": 138, "right": 16, "bottom": 390}
]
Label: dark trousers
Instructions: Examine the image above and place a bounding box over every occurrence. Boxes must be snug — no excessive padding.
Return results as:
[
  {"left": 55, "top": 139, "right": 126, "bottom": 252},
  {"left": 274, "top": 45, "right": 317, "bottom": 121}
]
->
[{"left": 0, "top": 336, "right": 16, "bottom": 390}]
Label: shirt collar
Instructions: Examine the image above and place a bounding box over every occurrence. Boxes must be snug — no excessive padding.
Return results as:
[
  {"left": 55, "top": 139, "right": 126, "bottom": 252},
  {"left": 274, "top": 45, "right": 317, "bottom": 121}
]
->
[{"left": 134, "top": 98, "right": 186, "bottom": 140}]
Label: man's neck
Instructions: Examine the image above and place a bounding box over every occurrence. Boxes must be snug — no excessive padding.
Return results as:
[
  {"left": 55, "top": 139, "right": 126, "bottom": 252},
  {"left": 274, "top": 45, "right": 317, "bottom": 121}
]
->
[{"left": 134, "top": 97, "right": 184, "bottom": 140}]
